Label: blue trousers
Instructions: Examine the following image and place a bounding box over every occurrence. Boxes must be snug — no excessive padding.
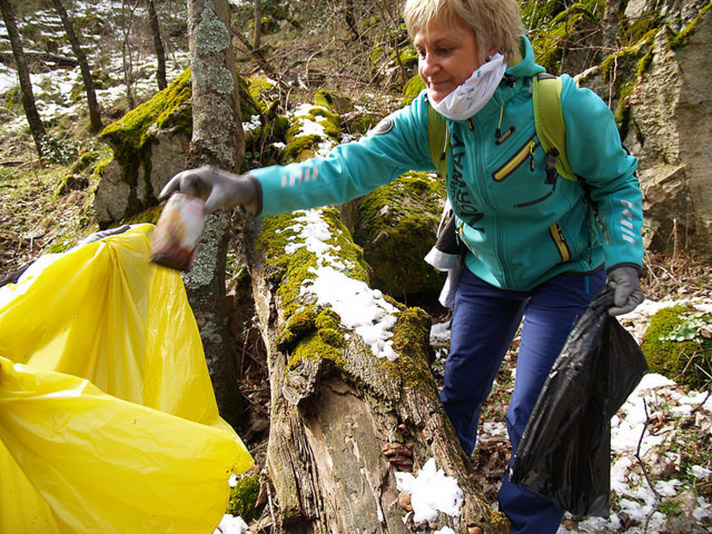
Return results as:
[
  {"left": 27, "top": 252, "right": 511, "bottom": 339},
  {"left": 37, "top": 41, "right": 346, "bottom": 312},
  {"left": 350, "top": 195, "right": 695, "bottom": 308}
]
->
[{"left": 441, "top": 268, "right": 606, "bottom": 534}]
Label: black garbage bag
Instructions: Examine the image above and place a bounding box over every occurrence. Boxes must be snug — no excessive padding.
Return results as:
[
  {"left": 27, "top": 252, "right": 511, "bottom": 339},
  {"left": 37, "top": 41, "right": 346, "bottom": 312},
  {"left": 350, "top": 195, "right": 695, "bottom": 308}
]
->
[{"left": 510, "top": 286, "right": 648, "bottom": 517}]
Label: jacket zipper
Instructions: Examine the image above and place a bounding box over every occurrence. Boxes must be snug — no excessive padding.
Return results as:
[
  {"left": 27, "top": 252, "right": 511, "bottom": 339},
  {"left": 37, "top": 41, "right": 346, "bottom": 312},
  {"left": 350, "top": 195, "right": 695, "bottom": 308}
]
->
[
  {"left": 492, "top": 133, "right": 537, "bottom": 182},
  {"left": 549, "top": 222, "right": 571, "bottom": 262}
]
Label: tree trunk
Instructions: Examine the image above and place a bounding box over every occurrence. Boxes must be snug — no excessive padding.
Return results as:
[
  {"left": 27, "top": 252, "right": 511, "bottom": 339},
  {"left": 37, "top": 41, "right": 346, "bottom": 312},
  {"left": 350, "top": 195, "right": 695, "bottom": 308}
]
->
[
  {"left": 602, "top": 0, "right": 621, "bottom": 52},
  {"left": 240, "top": 207, "right": 509, "bottom": 533},
  {"left": 253, "top": 0, "right": 261, "bottom": 52},
  {"left": 49, "top": 0, "right": 102, "bottom": 133},
  {"left": 185, "top": 0, "right": 245, "bottom": 430},
  {"left": 147, "top": 0, "right": 167, "bottom": 91},
  {"left": 0, "top": 0, "right": 45, "bottom": 157},
  {"left": 120, "top": 0, "right": 138, "bottom": 110}
]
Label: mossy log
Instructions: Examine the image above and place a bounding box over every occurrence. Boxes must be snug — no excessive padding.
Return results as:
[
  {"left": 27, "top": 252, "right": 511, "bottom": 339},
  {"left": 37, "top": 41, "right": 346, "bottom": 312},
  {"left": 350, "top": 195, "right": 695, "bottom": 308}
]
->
[{"left": 240, "top": 208, "right": 508, "bottom": 534}]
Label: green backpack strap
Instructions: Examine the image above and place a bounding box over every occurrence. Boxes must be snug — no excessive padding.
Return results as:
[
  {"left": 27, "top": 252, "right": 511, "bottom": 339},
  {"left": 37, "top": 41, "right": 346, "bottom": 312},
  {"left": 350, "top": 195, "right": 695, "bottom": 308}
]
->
[
  {"left": 427, "top": 101, "right": 449, "bottom": 180},
  {"left": 532, "top": 73, "right": 578, "bottom": 182}
]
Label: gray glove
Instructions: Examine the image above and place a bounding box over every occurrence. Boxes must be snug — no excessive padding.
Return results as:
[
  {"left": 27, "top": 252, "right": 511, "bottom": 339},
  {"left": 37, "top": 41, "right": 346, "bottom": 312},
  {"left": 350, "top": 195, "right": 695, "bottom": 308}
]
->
[
  {"left": 159, "top": 165, "right": 259, "bottom": 214},
  {"left": 607, "top": 266, "right": 644, "bottom": 316}
]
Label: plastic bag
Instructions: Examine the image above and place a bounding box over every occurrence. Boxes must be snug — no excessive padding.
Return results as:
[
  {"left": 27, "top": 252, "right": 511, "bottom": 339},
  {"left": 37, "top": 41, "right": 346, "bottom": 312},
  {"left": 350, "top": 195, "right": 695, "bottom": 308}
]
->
[
  {"left": 0, "top": 224, "right": 254, "bottom": 534},
  {"left": 510, "top": 286, "right": 648, "bottom": 517}
]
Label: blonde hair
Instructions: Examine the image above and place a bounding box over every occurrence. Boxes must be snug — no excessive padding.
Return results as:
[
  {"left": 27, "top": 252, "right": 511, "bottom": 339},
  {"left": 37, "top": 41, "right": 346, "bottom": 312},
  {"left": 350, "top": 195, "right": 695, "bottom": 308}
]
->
[{"left": 403, "top": 0, "right": 525, "bottom": 64}]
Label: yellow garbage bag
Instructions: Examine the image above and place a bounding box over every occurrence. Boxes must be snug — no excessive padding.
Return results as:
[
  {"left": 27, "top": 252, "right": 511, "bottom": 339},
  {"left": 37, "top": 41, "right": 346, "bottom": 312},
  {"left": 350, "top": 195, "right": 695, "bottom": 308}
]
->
[{"left": 0, "top": 224, "right": 254, "bottom": 534}]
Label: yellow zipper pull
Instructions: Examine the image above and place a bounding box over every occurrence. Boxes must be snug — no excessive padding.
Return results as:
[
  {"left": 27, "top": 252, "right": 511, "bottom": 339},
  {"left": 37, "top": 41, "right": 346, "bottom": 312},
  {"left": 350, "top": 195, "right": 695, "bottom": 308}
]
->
[{"left": 529, "top": 141, "right": 536, "bottom": 171}]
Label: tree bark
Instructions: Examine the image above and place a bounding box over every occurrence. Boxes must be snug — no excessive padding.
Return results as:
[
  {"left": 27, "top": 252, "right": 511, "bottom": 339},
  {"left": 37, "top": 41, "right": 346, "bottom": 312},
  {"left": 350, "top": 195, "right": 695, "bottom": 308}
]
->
[
  {"left": 185, "top": 0, "right": 245, "bottom": 430},
  {"left": 240, "top": 207, "right": 509, "bottom": 534},
  {"left": 120, "top": 0, "right": 140, "bottom": 110},
  {"left": 49, "top": 0, "right": 102, "bottom": 133},
  {"left": 147, "top": 0, "right": 167, "bottom": 91},
  {"left": 0, "top": 0, "right": 45, "bottom": 157},
  {"left": 602, "top": 0, "right": 621, "bottom": 52},
  {"left": 253, "top": 0, "right": 261, "bottom": 52}
]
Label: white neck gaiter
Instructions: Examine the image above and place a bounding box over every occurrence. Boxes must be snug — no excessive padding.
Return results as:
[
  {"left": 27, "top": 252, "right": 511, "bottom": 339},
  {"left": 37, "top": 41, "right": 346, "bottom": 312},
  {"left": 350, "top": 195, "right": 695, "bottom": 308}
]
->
[{"left": 428, "top": 53, "right": 507, "bottom": 120}]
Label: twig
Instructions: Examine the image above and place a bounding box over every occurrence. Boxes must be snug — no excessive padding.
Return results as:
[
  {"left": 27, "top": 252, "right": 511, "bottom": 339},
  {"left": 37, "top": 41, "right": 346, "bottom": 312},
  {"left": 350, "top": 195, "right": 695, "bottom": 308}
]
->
[
  {"left": 265, "top": 475, "right": 277, "bottom": 532},
  {"left": 691, "top": 389, "right": 712, "bottom": 415},
  {"left": 636, "top": 399, "right": 662, "bottom": 499}
]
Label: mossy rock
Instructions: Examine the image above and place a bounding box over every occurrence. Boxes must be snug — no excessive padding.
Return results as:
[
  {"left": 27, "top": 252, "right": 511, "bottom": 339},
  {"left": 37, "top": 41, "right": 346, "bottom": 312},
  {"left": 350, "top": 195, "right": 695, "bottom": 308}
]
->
[
  {"left": 641, "top": 305, "right": 712, "bottom": 390},
  {"left": 354, "top": 172, "right": 446, "bottom": 300},
  {"left": 100, "top": 69, "right": 193, "bottom": 164},
  {"left": 226, "top": 475, "right": 263, "bottom": 522},
  {"left": 99, "top": 68, "right": 193, "bottom": 204},
  {"left": 403, "top": 75, "right": 426, "bottom": 106},
  {"left": 399, "top": 47, "right": 418, "bottom": 70}
]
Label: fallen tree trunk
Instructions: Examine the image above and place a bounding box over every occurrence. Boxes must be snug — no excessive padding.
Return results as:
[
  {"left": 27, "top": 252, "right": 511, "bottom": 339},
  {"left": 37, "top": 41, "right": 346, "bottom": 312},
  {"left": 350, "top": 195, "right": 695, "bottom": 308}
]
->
[
  {"left": 0, "top": 50, "right": 78, "bottom": 68},
  {"left": 240, "top": 207, "right": 509, "bottom": 534}
]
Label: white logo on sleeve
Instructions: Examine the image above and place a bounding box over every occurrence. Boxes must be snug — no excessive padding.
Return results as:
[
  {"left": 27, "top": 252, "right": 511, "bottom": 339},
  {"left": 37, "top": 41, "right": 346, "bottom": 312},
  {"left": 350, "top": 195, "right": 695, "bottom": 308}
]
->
[
  {"left": 281, "top": 167, "right": 319, "bottom": 188},
  {"left": 619, "top": 199, "right": 637, "bottom": 245}
]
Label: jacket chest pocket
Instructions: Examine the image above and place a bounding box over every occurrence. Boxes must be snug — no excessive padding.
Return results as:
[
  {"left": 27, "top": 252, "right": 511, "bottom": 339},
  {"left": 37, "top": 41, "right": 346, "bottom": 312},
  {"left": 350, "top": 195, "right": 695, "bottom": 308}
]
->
[
  {"left": 487, "top": 134, "right": 558, "bottom": 209},
  {"left": 492, "top": 133, "right": 539, "bottom": 182}
]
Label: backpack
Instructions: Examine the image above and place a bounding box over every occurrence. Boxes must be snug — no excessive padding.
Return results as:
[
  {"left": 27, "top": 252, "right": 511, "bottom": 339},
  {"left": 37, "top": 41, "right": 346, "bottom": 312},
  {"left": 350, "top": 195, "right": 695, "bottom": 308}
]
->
[{"left": 426, "top": 73, "right": 578, "bottom": 183}]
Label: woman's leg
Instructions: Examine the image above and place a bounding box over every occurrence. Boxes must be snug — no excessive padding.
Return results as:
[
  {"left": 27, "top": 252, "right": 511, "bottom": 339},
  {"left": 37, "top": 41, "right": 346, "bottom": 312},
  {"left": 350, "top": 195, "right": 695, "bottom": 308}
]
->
[
  {"left": 441, "top": 268, "right": 527, "bottom": 457},
  {"left": 498, "top": 271, "right": 606, "bottom": 534}
]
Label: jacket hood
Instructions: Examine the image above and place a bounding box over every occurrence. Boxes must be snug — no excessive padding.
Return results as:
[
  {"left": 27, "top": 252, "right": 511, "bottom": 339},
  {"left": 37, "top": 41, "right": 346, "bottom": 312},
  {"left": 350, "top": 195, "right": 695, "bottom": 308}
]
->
[{"left": 506, "top": 36, "right": 545, "bottom": 78}]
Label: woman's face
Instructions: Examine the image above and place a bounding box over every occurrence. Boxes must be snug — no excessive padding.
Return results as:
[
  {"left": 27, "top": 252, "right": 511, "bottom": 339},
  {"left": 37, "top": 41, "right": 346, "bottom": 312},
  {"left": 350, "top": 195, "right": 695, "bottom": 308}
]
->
[{"left": 414, "top": 17, "right": 486, "bottom": 103}]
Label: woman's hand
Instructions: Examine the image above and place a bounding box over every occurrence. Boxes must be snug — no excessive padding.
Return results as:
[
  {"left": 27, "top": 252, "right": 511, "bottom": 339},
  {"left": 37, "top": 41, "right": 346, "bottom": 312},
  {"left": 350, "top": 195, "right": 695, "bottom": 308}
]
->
[
  {"left": 159, "top": 165, "right": 259, "bottom": 214},
  {"left": 607, "top": 266, "right": 644, "bottom": 316}
]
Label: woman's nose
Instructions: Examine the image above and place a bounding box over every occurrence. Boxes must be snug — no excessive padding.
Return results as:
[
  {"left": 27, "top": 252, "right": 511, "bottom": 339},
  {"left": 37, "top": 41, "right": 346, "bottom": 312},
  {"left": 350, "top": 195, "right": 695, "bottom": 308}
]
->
[{"left": 420, "top": 53, "right": 440, "bottom": 76}]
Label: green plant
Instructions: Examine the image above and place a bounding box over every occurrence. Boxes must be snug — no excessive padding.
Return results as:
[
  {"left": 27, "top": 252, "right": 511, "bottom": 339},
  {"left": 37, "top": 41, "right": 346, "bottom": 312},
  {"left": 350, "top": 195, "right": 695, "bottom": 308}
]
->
[
  {"left": 226, "top": 475, "right": 263, "bottom": 522},
  {"left": 40, "top": 136, "right": 79, "bottom": 165}
]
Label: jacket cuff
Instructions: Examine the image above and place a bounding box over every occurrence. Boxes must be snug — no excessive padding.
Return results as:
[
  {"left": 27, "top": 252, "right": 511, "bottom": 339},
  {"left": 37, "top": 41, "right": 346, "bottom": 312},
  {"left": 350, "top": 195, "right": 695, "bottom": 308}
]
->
[
  {"left": 246, "top": 174, "right": 263, "bottom": 216},
  {"left": 606, "top": 262, "right": 643, "bottom": 277}
]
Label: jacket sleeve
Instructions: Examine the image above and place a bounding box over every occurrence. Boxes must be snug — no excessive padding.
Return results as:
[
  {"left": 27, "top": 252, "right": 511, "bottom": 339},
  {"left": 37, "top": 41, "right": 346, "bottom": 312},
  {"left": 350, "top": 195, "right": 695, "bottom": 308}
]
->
[
  {"left": 560, "top": 75, "right": 644, "bottom": 271},
  {"left": 251, "top": 93, "right": 435, "bottom": 218}
]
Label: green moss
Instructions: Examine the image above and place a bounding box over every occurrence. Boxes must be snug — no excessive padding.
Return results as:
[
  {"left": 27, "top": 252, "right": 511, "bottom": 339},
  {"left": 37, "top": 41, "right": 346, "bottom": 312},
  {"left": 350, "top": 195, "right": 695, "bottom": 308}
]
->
[
  {"left": 288, "top": 332, "right": 345, "bottom": 369},
  {"left": 226, "top": 475, "right": 262, "bottom": 522},
  {"left": 399, "top": 47, "right": 418, "bottom": 69},
  {"left": 314, "top": 89, "right": 336, "bottom": 110},
  {"left": 316, "top": 308, "right": 341, "bottom": 330},
  {"left": 318, "top": 327, "right": 345, "bottom": 348},
  {"left": 641, "top": 305, "right": 712, "bottom": 390},
  {"left": 281, "top": 133, "right": 323, "bottom": 163},
  {"left": 91, "top": 155, "right": 113, "bottom": 181},
  {"left": 277, "top": 307, "right": 318, "bottom": 351},
  {"left": 402, "top": 75, "right": 426, "bottom": 106},
  {"left": 380, "top": 307, "right": 434, "bottom": 389},
  {"left": 244, "top": 75, "right": 274, "bottom": 114},
  {"left": 354, "top": 172, "right": 446, "bottom": 298},
  {"left": 350, "top": 115, "right": 380, "bottom": 135}
]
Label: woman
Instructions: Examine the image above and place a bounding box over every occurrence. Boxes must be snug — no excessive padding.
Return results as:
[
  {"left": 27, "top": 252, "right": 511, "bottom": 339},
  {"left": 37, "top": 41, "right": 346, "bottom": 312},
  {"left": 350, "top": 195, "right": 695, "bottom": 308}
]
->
[{"left": 161, "top": 0, "right": 644, "bottom": 531}]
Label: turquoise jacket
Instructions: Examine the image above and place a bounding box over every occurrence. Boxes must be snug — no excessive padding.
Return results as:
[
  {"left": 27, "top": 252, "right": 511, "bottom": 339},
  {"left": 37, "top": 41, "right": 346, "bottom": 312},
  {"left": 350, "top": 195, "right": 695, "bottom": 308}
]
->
[{"left": 251, "top": 37, "right": 643, "bottom": 291}]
